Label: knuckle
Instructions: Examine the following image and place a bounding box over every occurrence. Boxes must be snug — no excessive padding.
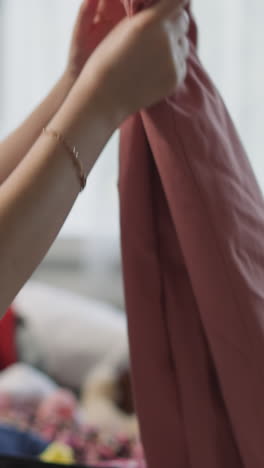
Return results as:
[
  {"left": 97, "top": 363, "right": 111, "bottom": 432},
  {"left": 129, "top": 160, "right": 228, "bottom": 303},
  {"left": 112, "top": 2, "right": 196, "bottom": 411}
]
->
[
  {"left": 182, "top": 10, "right": 190, "bottom": 32},
  {"left": 176, "top": 9, "right": 190, "bottom": 34},
  {"left": 181, "top": 35, "right": 190, "bottom": 56}
]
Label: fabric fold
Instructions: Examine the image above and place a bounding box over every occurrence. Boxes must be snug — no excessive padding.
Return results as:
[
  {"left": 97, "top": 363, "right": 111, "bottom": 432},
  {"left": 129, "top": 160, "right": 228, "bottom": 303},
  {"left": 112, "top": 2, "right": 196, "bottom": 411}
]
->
[{"left": 119, "top": 1, "right": 264, "bottom": 467}]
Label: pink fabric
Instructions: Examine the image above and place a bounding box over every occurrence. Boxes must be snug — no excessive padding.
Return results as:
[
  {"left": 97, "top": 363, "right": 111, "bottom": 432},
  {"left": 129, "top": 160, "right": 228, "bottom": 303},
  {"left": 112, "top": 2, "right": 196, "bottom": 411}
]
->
[{"left": 119, "top": 1, "right": 264, "bottom": 467}]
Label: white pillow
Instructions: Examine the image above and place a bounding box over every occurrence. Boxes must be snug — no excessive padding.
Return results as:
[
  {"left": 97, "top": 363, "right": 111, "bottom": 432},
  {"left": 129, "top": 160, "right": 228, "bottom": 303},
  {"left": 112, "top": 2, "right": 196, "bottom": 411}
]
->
[
  {"left": 14, "top": 281, "right": 129, "bottom": 391},
  {"left": 0, "top": 363, "right": 58, "bottom": 398}
]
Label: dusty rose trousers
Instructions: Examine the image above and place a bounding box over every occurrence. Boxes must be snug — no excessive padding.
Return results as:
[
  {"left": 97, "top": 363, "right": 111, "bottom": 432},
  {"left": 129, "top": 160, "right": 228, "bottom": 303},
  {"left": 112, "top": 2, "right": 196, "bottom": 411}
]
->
[{"left": 119, "top": 1, "right": 264, "bottom": 467}]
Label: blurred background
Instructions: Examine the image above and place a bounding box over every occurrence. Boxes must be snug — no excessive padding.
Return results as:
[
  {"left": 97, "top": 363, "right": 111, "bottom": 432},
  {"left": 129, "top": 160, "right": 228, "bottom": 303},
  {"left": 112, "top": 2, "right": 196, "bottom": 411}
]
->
[{"left": 0, "top": 0, "right": 263, "bottom": 309}]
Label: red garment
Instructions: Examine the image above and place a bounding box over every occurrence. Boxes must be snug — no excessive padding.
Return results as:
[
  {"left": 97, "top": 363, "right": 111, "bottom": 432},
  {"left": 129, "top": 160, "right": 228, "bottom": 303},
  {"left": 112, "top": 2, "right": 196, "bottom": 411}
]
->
[
  {"left": 120, "top": 2, "right": 264, "bottom": 467},
  {"left": 0, "top": 307, "right": 17, "bottom": 370}
]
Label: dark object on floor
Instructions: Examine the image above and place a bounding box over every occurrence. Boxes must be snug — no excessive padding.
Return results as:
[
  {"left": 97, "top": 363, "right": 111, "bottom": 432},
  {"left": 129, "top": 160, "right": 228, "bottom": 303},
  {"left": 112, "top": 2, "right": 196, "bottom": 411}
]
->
[
  {"left": 0, "top": 455, "right": 117, "bottom": 468},
  {"left": 115, "top": 369, "right": 134, "bottom": 415}
]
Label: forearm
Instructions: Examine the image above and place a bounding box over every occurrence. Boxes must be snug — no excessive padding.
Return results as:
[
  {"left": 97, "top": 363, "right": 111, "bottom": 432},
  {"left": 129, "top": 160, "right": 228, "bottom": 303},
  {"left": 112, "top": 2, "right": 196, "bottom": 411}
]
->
[
  {"left": 0, "top": 76, "right": 118, "bottom": 317},
  {"left": 0, "top": 71, "right": 75, "bottom": 185}
]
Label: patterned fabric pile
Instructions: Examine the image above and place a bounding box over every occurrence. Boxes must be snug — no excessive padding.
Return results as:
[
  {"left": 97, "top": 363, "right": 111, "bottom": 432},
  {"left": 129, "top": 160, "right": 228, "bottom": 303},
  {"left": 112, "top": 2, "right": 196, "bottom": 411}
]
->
[{"left": 0, "top": 393, "right": 145, "bottom": 468}]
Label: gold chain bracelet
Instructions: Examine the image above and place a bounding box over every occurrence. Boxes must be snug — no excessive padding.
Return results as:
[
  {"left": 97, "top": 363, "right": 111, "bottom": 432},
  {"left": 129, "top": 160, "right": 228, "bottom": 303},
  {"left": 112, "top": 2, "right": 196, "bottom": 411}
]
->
[{"left": 42, "top": 127, "right": 87, "bottom": 192}]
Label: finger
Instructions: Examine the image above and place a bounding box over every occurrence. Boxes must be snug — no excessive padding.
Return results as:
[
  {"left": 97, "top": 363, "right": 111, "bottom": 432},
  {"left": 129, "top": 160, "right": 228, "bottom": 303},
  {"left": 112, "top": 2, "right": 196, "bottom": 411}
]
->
[
  {"left": 79, "top": 0, "right": 100, "bottom": 28},
  {"left": 174, "top": 51, "right": 188, "bottom": 86},
  {"left": 171, "top": 33, "right": 189, "bottom": 65},
  {"left": 96, "top": 0, "right": 125, "bottom": 22},
  {"left": 152, "top": 0, "right": 188, "bottom": 20},
  {"left": 178, "top": 35, "right": 189, "bottom": 58},
  {"left": 167, "top": 11, "right": 190, "bottom": 50},
  {"left": 173, "top": 9, "right": 190, "bottom": 34},
  {"left": 179, "top": 60, "right": 187, "bottom": 84}
]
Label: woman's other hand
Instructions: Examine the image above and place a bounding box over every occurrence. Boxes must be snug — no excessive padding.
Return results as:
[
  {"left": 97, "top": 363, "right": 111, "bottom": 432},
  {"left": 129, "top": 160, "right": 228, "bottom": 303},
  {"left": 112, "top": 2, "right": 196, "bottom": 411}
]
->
[
  {"left": 67, "top": 0, "right": 125, "bottom": 80},
  {"left": 78, "top": 0, "right": 190, "bottom": 122}
]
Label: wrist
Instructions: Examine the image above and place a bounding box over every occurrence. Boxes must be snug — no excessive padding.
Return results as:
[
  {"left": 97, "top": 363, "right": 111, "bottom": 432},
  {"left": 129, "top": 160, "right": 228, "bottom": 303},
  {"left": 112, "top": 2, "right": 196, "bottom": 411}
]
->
[
  {"left": 89, "top": 79, "right": 125, "bottom": 131},
  {"left": 49, "top": 73, "right": 120, "bottom": 177},
  {"left": 76, "top": 61, "right": 129, "bottom": 129},
  {"left": 78, "top": 77, "right": 125, "bottom": 132}
]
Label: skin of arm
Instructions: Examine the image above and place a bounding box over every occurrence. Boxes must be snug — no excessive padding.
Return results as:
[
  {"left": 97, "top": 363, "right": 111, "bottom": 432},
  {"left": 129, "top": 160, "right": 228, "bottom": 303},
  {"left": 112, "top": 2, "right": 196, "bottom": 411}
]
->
[
  {"left": 0, "top": 72, "right": 75, "bottom": 185},
  {"left": 0, "top": 74, "right": 119, "bottom": 317},
  {"left": 0, "top": 0, "right": 126, "bottom": 186},
  {"left": 0, "top": 0, "right": 189, "bottom": 317}
]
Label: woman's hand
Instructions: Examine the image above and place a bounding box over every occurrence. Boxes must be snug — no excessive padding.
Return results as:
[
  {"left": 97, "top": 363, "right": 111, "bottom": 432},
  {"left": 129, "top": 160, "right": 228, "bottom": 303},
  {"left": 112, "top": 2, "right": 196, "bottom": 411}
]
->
[
  {"left": 67, "top": 0, "right": 125, "bottom": 80},
  {"left": 78, "top": 0, "right": 190, "bottom": 123}
]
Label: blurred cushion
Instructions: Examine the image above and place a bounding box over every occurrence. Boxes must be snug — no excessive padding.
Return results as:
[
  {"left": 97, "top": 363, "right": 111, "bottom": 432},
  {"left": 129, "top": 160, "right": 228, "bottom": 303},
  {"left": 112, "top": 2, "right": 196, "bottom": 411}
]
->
[
  {"left": 14, "top": 282, "right": 129, "bottom": 390},
  {"left": 0, "top": 364, "right": 57, "bottom": 399}
]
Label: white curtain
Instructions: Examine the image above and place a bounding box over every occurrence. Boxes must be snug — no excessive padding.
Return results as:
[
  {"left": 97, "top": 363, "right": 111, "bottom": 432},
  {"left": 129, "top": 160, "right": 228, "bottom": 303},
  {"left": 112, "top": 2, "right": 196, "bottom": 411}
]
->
[
  {"left": 193, "top": 0, "right": 264, "bottom": 183},
  {"left": 0, "top": 0, "right": 263, "bottom": 240},
  {"left": 0, "top": 0, "right": 120, "bottom": 241}
]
